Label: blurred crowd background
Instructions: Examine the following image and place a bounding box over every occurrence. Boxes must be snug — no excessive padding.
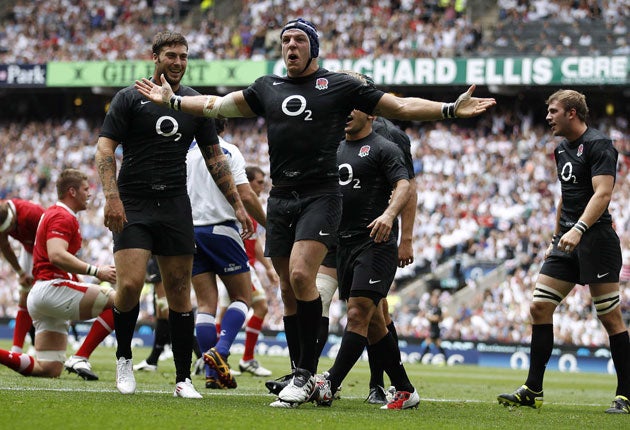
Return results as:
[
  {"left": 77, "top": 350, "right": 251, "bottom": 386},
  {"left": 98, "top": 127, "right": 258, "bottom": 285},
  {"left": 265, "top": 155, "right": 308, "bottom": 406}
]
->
[
  {"left": 0, "top": 0, "right": 627, "bottom": 61},
  {"left": 0, "top": 0, "right": 628, "bottom": 349}
]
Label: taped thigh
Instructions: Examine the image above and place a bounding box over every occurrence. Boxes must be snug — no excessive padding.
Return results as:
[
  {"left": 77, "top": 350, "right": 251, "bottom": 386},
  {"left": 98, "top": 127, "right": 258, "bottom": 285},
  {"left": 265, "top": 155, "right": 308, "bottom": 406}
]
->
[
  {"left": 532, "top": 283, "right": 566, "bottom": 306},
  {"left": 593, "top": 291, "right": 620, "bottom": 315}
]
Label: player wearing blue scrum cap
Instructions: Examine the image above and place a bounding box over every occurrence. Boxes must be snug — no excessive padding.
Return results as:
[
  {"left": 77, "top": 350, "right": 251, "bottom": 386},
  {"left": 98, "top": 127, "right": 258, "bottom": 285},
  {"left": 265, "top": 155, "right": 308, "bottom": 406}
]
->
[{"left": 135, "top": 17, "right": 497, "bottom": 409}]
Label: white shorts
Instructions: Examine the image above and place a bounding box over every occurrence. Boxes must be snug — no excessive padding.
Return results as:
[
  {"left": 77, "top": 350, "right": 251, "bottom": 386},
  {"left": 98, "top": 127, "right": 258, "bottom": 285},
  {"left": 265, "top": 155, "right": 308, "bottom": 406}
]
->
[{"left": 27, "top": 279, "right": 91, "bottom": 334}]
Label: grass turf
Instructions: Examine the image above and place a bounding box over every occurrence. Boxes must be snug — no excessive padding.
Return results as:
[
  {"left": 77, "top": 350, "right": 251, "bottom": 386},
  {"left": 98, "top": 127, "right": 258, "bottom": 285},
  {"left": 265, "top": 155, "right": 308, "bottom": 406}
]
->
[{"left": 0, "top": 340, "right": 625, "bottom": 429}]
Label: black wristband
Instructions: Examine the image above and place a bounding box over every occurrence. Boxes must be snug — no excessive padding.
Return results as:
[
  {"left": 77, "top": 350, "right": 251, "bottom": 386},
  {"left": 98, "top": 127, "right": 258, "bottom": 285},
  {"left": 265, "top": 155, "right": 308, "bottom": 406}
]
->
[
  {"left": 441, "top": 102, "right": 455, "bottom": 119},
  {"left": 169, "top": 95, "right": 182, "bottom": 111},
  {"left": 448, "top": 102, "right": 455, "bottom": 118}
]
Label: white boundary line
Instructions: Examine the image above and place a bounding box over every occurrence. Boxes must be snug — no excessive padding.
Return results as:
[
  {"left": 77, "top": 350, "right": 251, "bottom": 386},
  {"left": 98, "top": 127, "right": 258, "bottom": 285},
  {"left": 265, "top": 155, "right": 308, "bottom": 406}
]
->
[{"left": 0, "top": 385, "right": 610, "bottom": 407}]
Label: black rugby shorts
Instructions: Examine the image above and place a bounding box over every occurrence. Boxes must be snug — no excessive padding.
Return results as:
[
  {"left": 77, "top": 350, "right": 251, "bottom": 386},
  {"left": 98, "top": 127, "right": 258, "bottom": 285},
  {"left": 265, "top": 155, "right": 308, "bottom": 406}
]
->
[
  {"left": 541, "top": 223, "right": 621, "bottom": 284},
  {"left": 265, "top": 193, "right": 341, "bottom": 258},
  {"left": 337, "top": 234, "right": 397, "bottom": 301},
  {"left": 113, "top": 194, "right": 195, "bottom": 256}
]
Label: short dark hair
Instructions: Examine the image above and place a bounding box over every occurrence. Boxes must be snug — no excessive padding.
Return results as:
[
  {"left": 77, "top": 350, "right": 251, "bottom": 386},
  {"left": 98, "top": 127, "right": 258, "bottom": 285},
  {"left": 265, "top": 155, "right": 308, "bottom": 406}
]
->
[
  {"left": 56, "top": 169, "right": 87, "bottom": 199},
  {"left": 152, "top": 31, "right": 188, "bottom": 56},
  {"left": 245, "top": 166, "right": 265, "bottom": 182},
  {"left": 215, "top": 118, "right": 228, "bottom": 135}
]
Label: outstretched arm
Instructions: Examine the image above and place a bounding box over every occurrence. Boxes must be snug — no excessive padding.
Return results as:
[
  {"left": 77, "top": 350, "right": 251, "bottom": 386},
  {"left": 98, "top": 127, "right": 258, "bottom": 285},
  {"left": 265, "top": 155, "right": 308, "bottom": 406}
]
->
[
  {"left": 373, "top": 85, "right": 496, "bottom": 121},
  {"left": 135, "top": 74, "right": 256, "bottom": 118}
]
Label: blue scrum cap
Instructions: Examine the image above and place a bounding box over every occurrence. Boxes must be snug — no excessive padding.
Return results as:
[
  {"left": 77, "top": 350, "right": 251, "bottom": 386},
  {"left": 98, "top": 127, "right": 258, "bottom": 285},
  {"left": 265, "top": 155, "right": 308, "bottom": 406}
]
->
[{"left": 280, "top": 18, "right": 319, "bottom": 59}]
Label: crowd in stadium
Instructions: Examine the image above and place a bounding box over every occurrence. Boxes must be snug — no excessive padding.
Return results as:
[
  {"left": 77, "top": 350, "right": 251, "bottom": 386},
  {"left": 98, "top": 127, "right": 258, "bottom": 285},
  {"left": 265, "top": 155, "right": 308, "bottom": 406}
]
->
[
  {"left": 0, "top": 103, "right": 628, "bottom": 348},
  {"left": 0, "top": 0, "right": 627, "bottom": 62},
  {"left": 0, "top": 0, "right": 628, "bottom": 349}
]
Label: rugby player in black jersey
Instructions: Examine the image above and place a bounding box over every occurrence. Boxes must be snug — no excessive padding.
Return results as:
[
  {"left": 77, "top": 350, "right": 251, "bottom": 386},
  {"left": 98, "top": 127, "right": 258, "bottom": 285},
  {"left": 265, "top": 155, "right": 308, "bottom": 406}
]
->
[
  {"left": 498, "top": 90, "right": 630, "bottom": 414},
  {"left": 135, "top": 18, "right": 495, "bottom": 407},
  {"left": 311, "top": 104, "right": 415, "bottom": 409},
  {"left": 95, "top": 31, "right": 252, "bottom": 398},
  {"left": 266, "top": 74, "right": 419, "bottom": 405}
]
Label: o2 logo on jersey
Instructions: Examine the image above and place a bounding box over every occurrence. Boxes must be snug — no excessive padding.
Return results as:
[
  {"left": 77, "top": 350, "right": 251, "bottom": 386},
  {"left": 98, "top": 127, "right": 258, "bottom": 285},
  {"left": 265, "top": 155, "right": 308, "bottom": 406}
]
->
[
  {"left": 155, "top": 116, "right": 182, "bottom": 141},
  {"left": 560, "top": 161, "right": 577, "bottom": 183},
  {"left": 281, "top": 95, "right": 312, "bottom": 121},
  {"left": 338, "top": 163, "right": 361, "bottom": 189}
]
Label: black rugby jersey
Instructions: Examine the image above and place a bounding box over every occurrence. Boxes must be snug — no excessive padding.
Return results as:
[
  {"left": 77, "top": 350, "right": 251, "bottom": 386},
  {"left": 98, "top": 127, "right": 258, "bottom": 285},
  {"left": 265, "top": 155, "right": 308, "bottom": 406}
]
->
[
  {"left": 373, "top": 117, "right": 414, "bottom": 178},
  {"left": 427, "top": 304, "right": 442, "bottom": 332},
  {"left": 242, "top": 68, "right": 383, "bottom": 192},
  {"left": 99, "top": 83, "right": 218, "bottom": 198},
  {"left": 554, "top": 127, "right": 617, "bottom": 229},
  {"left": 337, "top": 131, "right": 409, "bottom": 238}
]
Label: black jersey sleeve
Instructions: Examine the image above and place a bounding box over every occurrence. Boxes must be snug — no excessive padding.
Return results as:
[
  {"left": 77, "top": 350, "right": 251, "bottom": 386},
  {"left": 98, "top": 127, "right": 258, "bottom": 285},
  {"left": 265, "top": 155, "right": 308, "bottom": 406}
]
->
[
  {"left": 241, "top": 76, "right": 268, "bottom": 117},
  {"left": 589, "top": 139, "right": 618, "bottom": 178},
  {"left": 99, "top": 86, "right": 134, "bottom": 142},
  {"left": 378, "top": 138, "right": 411, "bottom": 185},
  {"left": 373, "top": 117, "right": 414, "bottom": 178}
]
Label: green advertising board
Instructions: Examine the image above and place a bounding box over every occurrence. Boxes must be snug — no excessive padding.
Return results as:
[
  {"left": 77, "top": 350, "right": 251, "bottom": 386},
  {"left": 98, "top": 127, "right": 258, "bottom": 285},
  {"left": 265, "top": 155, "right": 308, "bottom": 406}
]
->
[
  {"left": 46, "top": 60, "right": 266, "bottom": 87},
  {"left": 44, "top": 56, "right": 628, "bottom": 87},
  {"left": 310, "top": 56, "right": 629, "bottom": 86}
]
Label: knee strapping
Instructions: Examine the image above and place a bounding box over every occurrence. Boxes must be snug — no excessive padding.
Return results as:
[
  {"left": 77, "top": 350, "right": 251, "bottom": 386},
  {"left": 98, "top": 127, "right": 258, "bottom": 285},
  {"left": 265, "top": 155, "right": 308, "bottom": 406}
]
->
[
  {"left": 316, "top": 273, "right": 338, "bottom": 318},
  {"left": 593, "top": 291, "right": 620, "bottom": 315},
  {"left": 91, "top": 286, "right": 113, "bottom": 317},
  {"left": 36, "top": 349, "right": 66, "bottom": 363},
  {"left": 532, "top": 283, "right": 565, "bottom": 306}
]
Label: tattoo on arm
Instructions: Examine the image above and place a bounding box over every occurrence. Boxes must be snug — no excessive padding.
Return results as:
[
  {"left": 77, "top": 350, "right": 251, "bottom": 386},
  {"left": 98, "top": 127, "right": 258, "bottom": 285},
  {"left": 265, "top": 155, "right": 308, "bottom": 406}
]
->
[
  {"left": 96, "top": 153, "right": 119, "bottom": 198},
  {"left": 201, "top": 144, "right": 240, "bottom": 205}
]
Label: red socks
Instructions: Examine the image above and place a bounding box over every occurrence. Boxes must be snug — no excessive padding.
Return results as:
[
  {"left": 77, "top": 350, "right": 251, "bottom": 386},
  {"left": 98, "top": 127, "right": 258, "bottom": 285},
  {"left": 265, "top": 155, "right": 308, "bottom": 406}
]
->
[
  {"left": 12, "top": 306, "right": 32, "bottom": 351},
  {"left": 243, "top": 315, "right": 263, "bottom": 361},
  {"left": 74, "top": 308, "right": 114, "bottom": 358},
  {"left": 0, "top": 349, "right": 34, "bottom": 375}
]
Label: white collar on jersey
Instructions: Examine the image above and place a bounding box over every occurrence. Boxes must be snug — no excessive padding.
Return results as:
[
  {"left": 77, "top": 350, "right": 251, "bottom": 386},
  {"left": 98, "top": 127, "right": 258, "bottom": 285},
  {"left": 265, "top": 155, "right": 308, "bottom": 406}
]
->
[{"left": 55, "top": 201, "right": 79, "bottom": 219}]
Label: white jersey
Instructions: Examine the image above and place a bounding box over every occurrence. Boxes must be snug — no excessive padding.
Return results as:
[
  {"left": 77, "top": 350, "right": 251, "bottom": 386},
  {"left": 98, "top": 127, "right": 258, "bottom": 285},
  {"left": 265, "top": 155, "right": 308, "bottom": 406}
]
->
[{"left": 186, "top": 137, "right": 249, "bottom": 226}]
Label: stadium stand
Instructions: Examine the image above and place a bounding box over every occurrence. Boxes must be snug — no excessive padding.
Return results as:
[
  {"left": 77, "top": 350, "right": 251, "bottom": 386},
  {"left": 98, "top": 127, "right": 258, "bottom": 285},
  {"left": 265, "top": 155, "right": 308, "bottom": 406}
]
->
[{"left": 0, "top": 0, "right": 628, "bottom": 349}]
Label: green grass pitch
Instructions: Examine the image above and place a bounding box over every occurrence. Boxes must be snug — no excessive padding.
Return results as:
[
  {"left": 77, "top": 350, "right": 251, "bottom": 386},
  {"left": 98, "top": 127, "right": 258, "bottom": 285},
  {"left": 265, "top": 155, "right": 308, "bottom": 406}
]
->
[{"left": 0, "top": 340, "right": 625, "bottom": 429}]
